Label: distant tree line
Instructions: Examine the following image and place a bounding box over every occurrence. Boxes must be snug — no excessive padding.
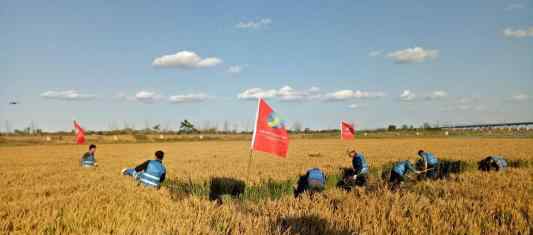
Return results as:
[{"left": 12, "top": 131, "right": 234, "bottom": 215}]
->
[{"left": 0, "top": 119, "right": 481, "bottom": 136}]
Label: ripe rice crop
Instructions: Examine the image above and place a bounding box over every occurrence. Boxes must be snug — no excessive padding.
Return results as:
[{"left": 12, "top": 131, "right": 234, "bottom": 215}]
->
[{"left": 0, "top": 138, "right": 532, "bottom": 234}]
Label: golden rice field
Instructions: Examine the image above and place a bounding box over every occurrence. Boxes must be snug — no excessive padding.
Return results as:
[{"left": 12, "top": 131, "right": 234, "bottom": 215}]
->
[{"left": 1, "top": 138, "right": 532, "bottom": 234}]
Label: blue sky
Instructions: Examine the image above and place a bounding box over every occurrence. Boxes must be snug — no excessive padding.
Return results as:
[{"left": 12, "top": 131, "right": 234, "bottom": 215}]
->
[{"left": 1, "top": 0, "right": 532, "bottom": 131}]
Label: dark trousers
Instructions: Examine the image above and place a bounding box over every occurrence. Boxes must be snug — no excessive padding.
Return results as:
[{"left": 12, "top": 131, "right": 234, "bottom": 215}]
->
[
  {"left": 389, "top": 171, "right": 404, "bottom": 190},
  {"left": 355, "top": 174, "right": 368, "bottom": 187},
  {"left": 426, "top": 164, "right": 439, "bottom": 179}
]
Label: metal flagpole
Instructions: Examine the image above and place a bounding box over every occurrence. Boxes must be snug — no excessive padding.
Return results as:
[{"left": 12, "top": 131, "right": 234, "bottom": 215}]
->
[
  {"left": 247, "top": 98, "right": 261, "bottom": 182},
  {"left": 246, "top": 149, "right": 254, "bottom": 181}
]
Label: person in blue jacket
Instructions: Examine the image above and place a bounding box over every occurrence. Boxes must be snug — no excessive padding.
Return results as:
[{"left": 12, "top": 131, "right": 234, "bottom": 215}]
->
[
  {"left": 346, "top": 149, "right": 369, "bottom": 187},
  {"left": 122, "top": 150, "right": 167, "bottom": 188},
  {"left": 479, "top": 156, "right": 508, "bottom": 171},
  {"left": 490, "top": 156, "right": 508, "bottom": 171},
  {"left": 417, "top": 150, "right": 440, "bottom": 179},
  {"left": 80, "top": 144, "right": 97, "bottom": 167},
  {"left": 389, "top": 160, "right": 423, "bottom": 191},
  {"left": 294, "top": 168, "right": 326, "bottom": 197}
]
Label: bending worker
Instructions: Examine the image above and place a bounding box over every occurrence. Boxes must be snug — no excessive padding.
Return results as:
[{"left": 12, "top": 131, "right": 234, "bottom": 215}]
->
[
  {"left": 389, "top": 160, "right": 423, "bottom": 191},
  {"left": 294, "top": 168, "right": 326, "bottom": 197},
  {"left": 417, "top": 150, "right": 439, "bottom": 179},
  {"left": 122, "top": 150, "right": 167, "bottom": 188},
  {"left": 80, "top": 144, "right": 97, "bottom": 167},
  {"left": 479, "top": 156, "right": 508, "bottom": 171},
  {"left": 489, "top": 156, "right": 508, "bottom": 171},
  {"left": 347, "top": 148, "right": 369, "bottom": 186}
]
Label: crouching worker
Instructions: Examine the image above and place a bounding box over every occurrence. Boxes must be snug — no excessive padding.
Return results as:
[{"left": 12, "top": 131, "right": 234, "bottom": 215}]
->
[
  {"left": 346, "top": 149, "right": 369, "bottom": 187},
  {"left": 478, "top": 156, "right": 508, "bottom": 171},
  {"left": 80, "top": 144, "right": 97, "bottom": 167},
  {"left": 417, "top": 150, "right": 439, "bottom": 179},
  {"left": 389, "top": 160, "right": 423, "bottom": 191},
  {"left": 294, "top": 168, "right": 326, "bottom": 197},
  {"left": 122, "top": 150, "right": 166, "bottom": 188}
]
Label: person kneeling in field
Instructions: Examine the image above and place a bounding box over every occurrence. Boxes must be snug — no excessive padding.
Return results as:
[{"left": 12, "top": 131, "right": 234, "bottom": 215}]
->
[
  {"left": 478, "top": 156, "right": 508, "bottom": 171},
  {"left": 294, "top": 168, "right": 326, "bottom": 197},
  {"left": 80, "top": 144, "right": 97, "bottom": 168},
  {"left": 389, "top": 160, "right": 424, "bottom": 191},
  {"left": 346, "top": 148, "right": 369, "bottom": 187},
  {"left": 417, "top": 150, "right": 439, "bottom": 179},
  {"left": 121, "top": 150, "right": 167, "bottom": 188}
]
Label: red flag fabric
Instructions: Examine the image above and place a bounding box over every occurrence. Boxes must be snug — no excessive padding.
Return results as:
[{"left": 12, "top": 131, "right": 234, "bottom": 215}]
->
[
  {"left": 73, "top": 121, "right": 86, "bottom": 144},
  {"left": 341, "top": 121, "right": 355, "bottom": 140},
  {"left": 251, "top": 98, "right": 289, "bottom": 158}
]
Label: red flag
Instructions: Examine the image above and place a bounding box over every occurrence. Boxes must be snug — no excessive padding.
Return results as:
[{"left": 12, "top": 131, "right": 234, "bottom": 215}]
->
[
  {"left": 251, "top": 98, "right": 289, "bottom": 158},
  {"left": 341, "top": 121, "right": 355, "bottom": 140},
  {"left": 73, "top": 121, "right": 86, "bottom": 144}
]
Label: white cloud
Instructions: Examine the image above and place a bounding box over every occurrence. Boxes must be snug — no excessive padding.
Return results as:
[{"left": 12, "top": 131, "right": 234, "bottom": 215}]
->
[
  {"left": 238, "top": 88, "right": 278, "bottom": 100},
  {"left": 348, "top": 104, "right": 368, "bottom": 109},
  {"left": 238, "top": 87, "right": 385, "bottom": 102},
  {"left": 458, "top": 96, "right": 481, "bottom": 104},
  {"left": 399, "top": 90, "right": 416, "bottom": 101},
  {"left": 503, "top": 27, "right": 533, "bottom": 38},
  {"left": 135, "top": 91, "right": 162, "bottom": 103},
  {"left": 169, "top": 93, "right": 209, "bottom": 103},
  {"left": 277, "top": 86, "right": 321, "bottom": 102},
  {"left": 41, "top": 90, "right": 96, "bottom": 101},
  {"left": 236, "top": 18, "right": 272, "bottom": 29},
  {"left": 425, "top": 90, "right": 448, "bottom": 100},
  {"left": 324, "top": 90, "right": 386, "bottom": 101},
  {"left": 505, "top": 3, "right": 525, "bottom": 11},
  {"left": 509, "top": 93, "right": 529, "bottom": 102},
  {"left": 238, "top": 86, "right": 322, "bottom": 102},
  {"left": 227, "top": 65, "right": 243, "bottom": 74},
  {"left": 114, "top": 92, "right": 132, "bottom": 101},
  {"left": 368, "top": 50, "right": 383, "bottom": 57},
  {"left": 309, "top": 86, "right": 320, "bottom": 93},
  {"left": 445, "top": 104, "right": 486, "bottom": 112},
  {"left": 114, "top": 92, "right": 126, "bottom": 99},
  {"left": 386, "top": 47, "right": 439, "bottom": 64},
  {"left": 152, "top": 51, "right": 222, "bottom": 69},
  {"left": 459, "top": 97, "right": 472, "bottom": 104}
]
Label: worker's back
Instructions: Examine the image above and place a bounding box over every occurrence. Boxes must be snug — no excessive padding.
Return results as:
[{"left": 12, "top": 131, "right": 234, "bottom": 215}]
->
[
  {"left": 307, "top": 168, "right": 326, "bottom": 190},
  {"left": 393, "top": 161, "right": 413, "bottom": 176},
  {"left": 139, "top": 160, "right": 166, "bottom": 187},
  {"left": 80, "top": 152, "right": 95, "bottom": 167},
  {"left": 352, "top": 153, "right": 369, "bottom": 175},
  {"left": 491, "top": 156, "right": 508, "bottom": 170},
  {"left": 421, "top": 152, "right": 439, "bottom": 166}
]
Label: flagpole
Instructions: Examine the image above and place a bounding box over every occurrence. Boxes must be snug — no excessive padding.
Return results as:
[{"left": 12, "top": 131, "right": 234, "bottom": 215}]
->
[
  {"left": 340, "top": 120, "right": 343, "bottom": 140},
  {"left": 247, "top": 98, "right": 261, "bottom": 183},
  {"left": 246, "top": 149, "right": 254, "bottom": 182}
]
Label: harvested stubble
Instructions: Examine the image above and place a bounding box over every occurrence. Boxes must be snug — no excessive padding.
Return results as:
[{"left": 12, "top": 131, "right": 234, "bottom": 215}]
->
[{"left": 0, "top": 138, "right": 532, "bottom": 234}]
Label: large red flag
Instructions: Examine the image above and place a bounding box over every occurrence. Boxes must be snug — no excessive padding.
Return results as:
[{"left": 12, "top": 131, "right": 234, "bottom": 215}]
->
[
  {"left": 73, "top": 121, "right": 86, "bottom": 144},
  {"left": 341, "top": 121, "right": 355, "bottom": 140},
  {"left": 251, "top": 98, "right": 289, "bottom": 158}
]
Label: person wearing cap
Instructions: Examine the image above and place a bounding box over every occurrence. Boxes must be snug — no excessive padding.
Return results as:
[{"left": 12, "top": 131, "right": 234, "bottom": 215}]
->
[
  {"left": 122, "top": 150, "right": 167, "bottom": 188},
  {"left": 417, "top": 150, "right": 439, "bottom": 179},
  {"left": 346, "top": 148, "right": 369, "bottom": 187},
  {"left": 80, "top": 144, "right": 97, "bottom": 167},
  {"left": 389, "top": 160, "right": 423, "bottom": 191}
]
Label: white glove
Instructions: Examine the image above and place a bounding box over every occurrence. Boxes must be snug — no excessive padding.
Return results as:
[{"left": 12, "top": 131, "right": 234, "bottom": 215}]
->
[{"left": 352, "top": 175, "right": 357, "bottom": 180}]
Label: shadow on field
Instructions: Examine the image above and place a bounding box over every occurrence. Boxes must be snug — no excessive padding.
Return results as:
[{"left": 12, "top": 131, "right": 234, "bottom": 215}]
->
[
  {"left": 164, "top": 159, "right": 532, "bottom": 202},
  {"left": 164, "top": 177, "right": 295, "bottom": 203},
  {"left": 272, "top": 215, "right": 355, "bottom": 235},
  {"left": 164, "top": 178, "right": 210, "bottom": 201},
  {"left": 209, "top": 177, "right": 246, "bottom": 203}
]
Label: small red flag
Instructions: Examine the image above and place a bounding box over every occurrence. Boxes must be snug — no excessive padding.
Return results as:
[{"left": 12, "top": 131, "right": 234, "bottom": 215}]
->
[
  {"left": 251, "top": 98, "right": 289, "bottom": 158},
  {"left": 73, "top": 121, "right": 86, "bottom": 144},
  {"left": 341, "top": 121, "right": 355, "bottom": 140}
]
